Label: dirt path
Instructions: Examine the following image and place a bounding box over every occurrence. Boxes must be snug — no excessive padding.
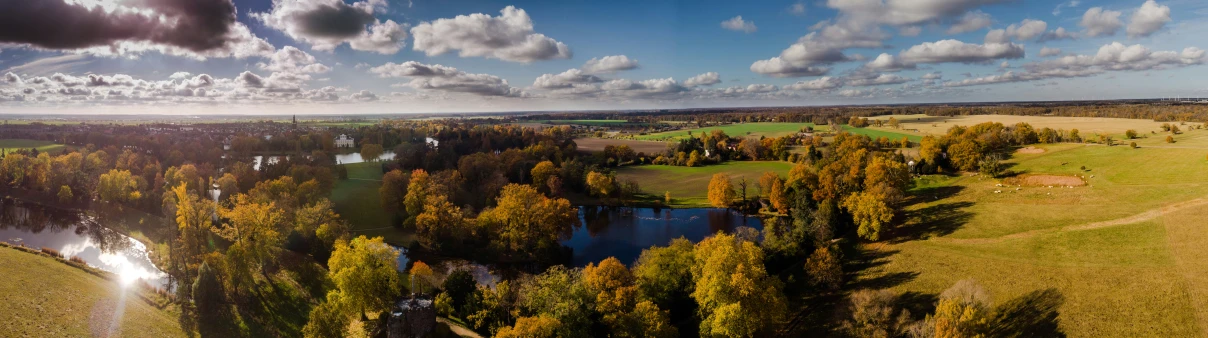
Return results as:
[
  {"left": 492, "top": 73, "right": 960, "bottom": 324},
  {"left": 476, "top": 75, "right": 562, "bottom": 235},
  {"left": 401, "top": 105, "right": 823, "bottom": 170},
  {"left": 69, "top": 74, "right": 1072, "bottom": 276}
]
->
[
  {"left": 933, "top": 197, "right": 1208, "bottom": 244},
  {"left": 437, "top": 318, "right": 483, "bottom": 338}
]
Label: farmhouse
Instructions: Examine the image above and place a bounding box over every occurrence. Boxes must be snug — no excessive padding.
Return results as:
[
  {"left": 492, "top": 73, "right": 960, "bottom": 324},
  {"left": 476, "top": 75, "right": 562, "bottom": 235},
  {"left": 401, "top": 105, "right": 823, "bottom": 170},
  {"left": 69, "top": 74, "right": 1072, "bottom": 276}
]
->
[{"left": 335, "top": 134, "right": 355, "bottom": 148}]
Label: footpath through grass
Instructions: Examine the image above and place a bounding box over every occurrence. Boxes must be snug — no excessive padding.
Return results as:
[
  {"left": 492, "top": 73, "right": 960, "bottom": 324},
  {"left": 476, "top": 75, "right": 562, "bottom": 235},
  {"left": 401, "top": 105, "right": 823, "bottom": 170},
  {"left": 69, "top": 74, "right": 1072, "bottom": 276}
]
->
[
  {"left": 0, "top": 139, "right": 70, "bottom": 153},
  {"left": 0, "top": 247, "right": 187, "bottom": 338},
  {"left": 331, "top": 162, "right": 414, "bottom": 246},
  {"left": 615, "top": 161, "right": 795, "bottom": 207}
]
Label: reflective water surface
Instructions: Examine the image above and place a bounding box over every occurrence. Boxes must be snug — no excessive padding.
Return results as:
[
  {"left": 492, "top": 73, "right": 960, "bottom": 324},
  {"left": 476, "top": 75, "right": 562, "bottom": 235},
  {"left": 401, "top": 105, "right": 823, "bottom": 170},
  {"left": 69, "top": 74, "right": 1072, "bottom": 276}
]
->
[
  {"left": 563, "top": 206, "right": 764, "bottom": 266},
  {"left": 0, "top": 198, "right": 167, "bottom": 288}
]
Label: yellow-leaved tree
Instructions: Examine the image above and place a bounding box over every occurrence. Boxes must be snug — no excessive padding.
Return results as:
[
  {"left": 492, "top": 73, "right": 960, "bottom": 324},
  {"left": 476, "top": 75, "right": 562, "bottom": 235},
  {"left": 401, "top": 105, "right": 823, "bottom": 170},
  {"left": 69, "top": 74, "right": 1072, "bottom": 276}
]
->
[
  {"left": 327, "top": 236, "right": 402, "bottom": 316},
  {"left": 691, "top": 233, "right": 787, "bottom": 337},
  {"left": 477, "top": 184, "right": 580, "bottom": 258},
  {"left": 707, "top": 173, "right": 735, "bottom": 208}
]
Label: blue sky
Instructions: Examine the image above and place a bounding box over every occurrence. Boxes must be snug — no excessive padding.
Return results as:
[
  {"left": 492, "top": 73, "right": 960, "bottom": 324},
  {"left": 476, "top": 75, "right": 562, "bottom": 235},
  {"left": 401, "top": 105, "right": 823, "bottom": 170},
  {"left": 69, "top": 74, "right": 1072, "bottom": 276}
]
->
[{"left": 1, "top": 0, "right": 1207, "bottom": 114}]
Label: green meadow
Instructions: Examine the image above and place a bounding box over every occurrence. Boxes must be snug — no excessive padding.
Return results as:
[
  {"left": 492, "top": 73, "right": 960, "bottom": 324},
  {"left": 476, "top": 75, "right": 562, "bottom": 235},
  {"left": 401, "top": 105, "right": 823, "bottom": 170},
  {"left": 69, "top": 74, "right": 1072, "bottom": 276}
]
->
[
  {"left": 840, "top": 136, "right": 1208, "bottom": 336},
  {"left": 615, "top": 161, "right": 795, "bottom": 207},
  {"left": 0, "top": 139, "right": 71, "bottom": 153},
  {"left": 633, "top": 122, "right": 826, "bottom": 141},
  {"left": 331, "top": 162, "right": 414, "bottom": 247}
]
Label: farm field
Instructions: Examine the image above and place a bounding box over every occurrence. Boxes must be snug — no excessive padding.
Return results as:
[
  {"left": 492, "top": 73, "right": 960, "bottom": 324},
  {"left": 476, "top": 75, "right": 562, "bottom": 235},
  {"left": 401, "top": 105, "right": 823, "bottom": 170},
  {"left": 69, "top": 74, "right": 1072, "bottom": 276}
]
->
[
  {"left": 632, "top": 122, "right": 825, "bottom": 141},
  {"left": 0, "top": 247, "right": 187, "bottom": 338},
  {"left": 867, "top": 114, "right": 1179, "bottom": 138},
  {"left": 839, "top": 126, "right": 924, "bottom": 142},
  {"left": 844, "top": 140, "right": 1208, "bottom": 336},
  {"left": 331, "top": 162, "right": 414, "bottom": 247},
  {"left": 574, "top": 137, "right": 670, "bottom": 154},
  {"left": 615, "top": 161, "right": 795, "bottom": 207},
  {"left": 0, "top": 139, "right": 71, "bottom": 153}
]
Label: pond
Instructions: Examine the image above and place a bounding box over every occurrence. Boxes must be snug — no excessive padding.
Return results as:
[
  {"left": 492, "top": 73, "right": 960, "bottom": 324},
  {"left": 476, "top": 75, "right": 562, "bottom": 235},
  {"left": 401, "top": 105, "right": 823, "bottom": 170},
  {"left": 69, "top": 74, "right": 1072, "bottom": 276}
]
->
[
  {"left": 562, "top": 206, "right": 764, "bottom": 266},
  {"left": 0, "top": 198, "right": 168, "bottom": 288}
]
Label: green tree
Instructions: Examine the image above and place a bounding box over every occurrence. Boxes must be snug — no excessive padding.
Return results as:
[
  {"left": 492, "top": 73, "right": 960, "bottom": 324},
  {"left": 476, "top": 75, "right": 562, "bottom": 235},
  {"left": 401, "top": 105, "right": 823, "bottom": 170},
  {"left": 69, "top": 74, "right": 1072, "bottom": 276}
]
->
[
  {"left": 360, "top": 143, "right": 383, "bottom": 162},
  {"left": 328, "top": 236, "right": 402, "bottom": 316},
  {"left": 634, "top": 238, "right": 695, "bottom": 310},
  {"left": 303, "top": 292, "right": 351, "bottom": 338},
  {"left": 691, "top": 233, "right": 787, "bottom": 337},
  {"left": 707, "top": 174, "right": 736, "bottom": 208},
  {"left": 519, "top": 266, "right": 594, "bottom": 337},
  {"left": 443, "top": 270, "right": 478, "bottom": 314},
  {"left": 57, "top": 185, "right": 73, "bottom": 203},
  {"left": 1125, "top": 129, "right": 1138, "bottom": 139},
  {"left": 193, "top": 262, "right": 226, "bottom": 328}
]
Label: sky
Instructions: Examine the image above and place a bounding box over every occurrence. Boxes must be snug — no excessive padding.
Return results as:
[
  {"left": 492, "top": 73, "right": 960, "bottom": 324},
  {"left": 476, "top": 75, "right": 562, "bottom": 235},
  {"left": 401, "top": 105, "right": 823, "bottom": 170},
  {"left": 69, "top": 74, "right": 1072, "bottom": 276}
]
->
[{"left": 1, "top": 0, "right": 1208, "bottom": 115}]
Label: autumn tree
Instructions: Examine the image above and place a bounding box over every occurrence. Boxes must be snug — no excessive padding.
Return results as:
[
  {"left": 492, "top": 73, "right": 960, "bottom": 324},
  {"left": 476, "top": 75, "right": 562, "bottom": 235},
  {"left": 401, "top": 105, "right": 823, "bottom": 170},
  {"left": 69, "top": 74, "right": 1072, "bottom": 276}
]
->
[
  {"left": 805, "top": 247, "right": 842, "bottom": 290},
  {"left": 844, "top": 190, "right": 894, "bottom": 241},
  {"left": 494, "top": 315, "right": 562, "bottom": 338},
  {"left": 98, "top": 169, "right": 141, "bottom": 203},
  {"left": 1125, "top": 129, "right": 1138, "bottom": 139},
  {"left": 947, "top": 139, "right": 982, "bottom": 172},
  {"left": 843, "top": 289, "right": 913, "bottom": 338},
  {"left": 403, "top": 169, "right": 433, "bottom": 226},
  {"left": 1166, "top": 135, "right": 1175, "bottom": 143},
  {"left": 584, "top": 257, "right": 676, "bottom": 337},
  {"left": 758, "top": 171, "right": 780, "bottom": 198},
  {"left": 477, "top": 184, "right": 580, "bottom": 259},
  {"left": 414, "top": 194, "right": 468, "bottom": 251},
  {"left": 531, "top": 161, "right": 558, "bottom": 193},
  {"left": 691, "top": 233, "right": 787, "bottom": 336},
  {"left": 518, "top": 266, "right": 594, "bottom": 337},
  {"left": 934, "top": 279, "right": 992, "bottom": 338},
  {"left": 586, "top": 171, "right": 615, "bottom": 197},
  {"left": 410, "top": 261, "right": 435, "bottom": 294},
  {"left": 379, "top": 169, "right": 409, "bottom": 214},
  {"left": 707, "top": 174, "right": 736, "bottom": 208},
  {"left": 360, "top": 143, "right": 383, "bottom": 162},
  {"left": 328, "top": 236, "right": 402, "bottom": 316},
  {"left": 769, "top": 178, "right": 789, "bottom": 212}
]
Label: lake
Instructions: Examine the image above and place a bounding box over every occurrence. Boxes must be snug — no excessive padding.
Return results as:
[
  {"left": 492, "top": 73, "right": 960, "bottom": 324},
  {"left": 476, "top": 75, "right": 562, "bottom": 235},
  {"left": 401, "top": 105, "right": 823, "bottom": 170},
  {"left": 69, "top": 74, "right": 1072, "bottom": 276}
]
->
[
  {"left": 0, "top": 198, "right": 167, "bottom": 288},
  {"left": 253, "top": 151, "right": 397, "bottom": 170},
  {"left": 562, "top": 206, "right": 764, "bottom": 266}
]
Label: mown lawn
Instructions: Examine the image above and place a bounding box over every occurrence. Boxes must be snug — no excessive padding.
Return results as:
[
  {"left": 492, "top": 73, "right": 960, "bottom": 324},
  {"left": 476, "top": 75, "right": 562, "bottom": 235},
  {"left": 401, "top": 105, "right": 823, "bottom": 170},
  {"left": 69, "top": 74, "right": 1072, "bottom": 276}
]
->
[
  {"left": 834, "top": 141, "right": 1208, "bottom": 337},
  {"left": 0, "top": 139, "right": 71, "bottom": 153},
  {"left": 633, "top": 122, "right": 826, "bottom": 141},
  {"left": 0, "top": 247, "right": 187, "bottom": 338},
  {"left": 615, "top": 161, "right": 795, "bottom": 207},
  {"left": 331, "top": 162, "right": 414, "bottom": 246}
]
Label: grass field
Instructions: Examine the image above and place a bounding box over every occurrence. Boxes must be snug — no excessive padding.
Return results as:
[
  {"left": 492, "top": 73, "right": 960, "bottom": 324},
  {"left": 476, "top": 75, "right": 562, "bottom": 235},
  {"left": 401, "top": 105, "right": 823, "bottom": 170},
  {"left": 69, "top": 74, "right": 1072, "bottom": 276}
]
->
[
  {"left": 632, "top": 122, "right": 825, "bottom": 141},
  {"left": 331, "top": 162, "right": 414, "bottom": 246},
  {"left": 0, "top": 139, "right": 70, "bottom": 153},
  {"left": 0, "top": 247, "right": 186, "bottom": 338},
  {"left": 838, "top": 139, "right": 1208, "bottom": 337},
  {"left": 615, "top": 161, "right": 795, "bottom": 207},
  {"left": 839, "top": 126, "right": 925, "bottom": 142}
]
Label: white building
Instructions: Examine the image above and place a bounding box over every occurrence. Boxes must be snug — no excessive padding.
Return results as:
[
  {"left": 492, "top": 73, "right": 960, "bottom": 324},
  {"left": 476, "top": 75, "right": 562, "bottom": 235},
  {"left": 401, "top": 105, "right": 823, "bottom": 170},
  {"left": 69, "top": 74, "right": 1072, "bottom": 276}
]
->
[{"left": 335, "top": 134, "right": 355, "bottom": 148}]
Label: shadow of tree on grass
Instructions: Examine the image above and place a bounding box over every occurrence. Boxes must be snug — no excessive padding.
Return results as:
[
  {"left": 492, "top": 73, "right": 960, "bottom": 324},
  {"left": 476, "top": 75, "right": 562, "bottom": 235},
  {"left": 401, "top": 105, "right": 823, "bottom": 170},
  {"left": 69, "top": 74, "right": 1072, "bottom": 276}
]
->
[{"left": 989, "top": 288, "right": 1066, "bottom": 338}]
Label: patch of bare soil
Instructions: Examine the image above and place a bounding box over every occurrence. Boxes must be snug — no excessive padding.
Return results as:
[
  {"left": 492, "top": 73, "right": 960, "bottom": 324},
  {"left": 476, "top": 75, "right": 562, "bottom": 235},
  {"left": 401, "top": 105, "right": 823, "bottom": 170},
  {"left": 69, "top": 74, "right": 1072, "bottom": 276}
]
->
[
  {"left": 1005, "top": 174, "right": 1085, "bottom": 187},
  {"left": 1016, "top": 146, "right": 1046, "bottom": 154}
]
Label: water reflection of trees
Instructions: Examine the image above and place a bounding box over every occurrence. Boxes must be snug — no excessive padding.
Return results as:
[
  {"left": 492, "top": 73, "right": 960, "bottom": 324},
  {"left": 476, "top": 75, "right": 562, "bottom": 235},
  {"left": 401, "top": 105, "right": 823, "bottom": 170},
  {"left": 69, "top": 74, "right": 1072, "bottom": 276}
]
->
[{"left": 0, "top": 198, "right": 130, "bottom": 253}]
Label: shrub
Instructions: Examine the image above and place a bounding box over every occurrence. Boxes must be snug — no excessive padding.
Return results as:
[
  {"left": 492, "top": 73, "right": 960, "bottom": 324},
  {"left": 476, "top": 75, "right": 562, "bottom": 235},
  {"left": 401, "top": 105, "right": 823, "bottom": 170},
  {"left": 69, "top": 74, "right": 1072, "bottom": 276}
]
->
[
  {"left": 1166, "top": 135, "right": 1175, "bottom": 143},
  {"left": 40, "top": 247, "right": 63, "bottom": 258},
  {"left": 69, "top": 256, "right": 87, "bottom": 265},
  {"left": 1130, "top": 142, "right": 1137, "bottom": 149}
]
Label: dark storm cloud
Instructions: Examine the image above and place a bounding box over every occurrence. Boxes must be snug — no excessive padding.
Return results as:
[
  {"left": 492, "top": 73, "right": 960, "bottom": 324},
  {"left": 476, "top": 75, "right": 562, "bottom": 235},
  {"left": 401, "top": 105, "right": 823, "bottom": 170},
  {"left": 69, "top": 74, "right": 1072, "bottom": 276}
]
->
[
  {"left": 295, "top": 2, "right": 377, "bottom": 38},
  {"left": 0, "top": 0, "right": 263, "bottom": 56}
]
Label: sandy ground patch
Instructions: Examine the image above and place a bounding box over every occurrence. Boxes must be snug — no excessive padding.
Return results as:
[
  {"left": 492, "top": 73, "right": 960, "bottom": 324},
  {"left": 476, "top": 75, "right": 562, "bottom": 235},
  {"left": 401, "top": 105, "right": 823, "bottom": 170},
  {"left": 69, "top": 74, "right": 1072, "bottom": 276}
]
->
[
  {"left": 1006, "top": 174, "right": 1086, "bottom": 187},
  {"left": 1016, "top": 146, "right": 1046, "bottom": 154}
]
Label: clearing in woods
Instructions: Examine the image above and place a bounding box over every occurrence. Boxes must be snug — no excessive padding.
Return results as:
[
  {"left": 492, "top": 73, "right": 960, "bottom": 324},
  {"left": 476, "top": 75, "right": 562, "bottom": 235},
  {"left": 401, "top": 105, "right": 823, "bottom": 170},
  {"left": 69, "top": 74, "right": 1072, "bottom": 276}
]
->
[
  {"left": 0, "top": 139, "right": 71, "bottom": 153},
  {"left": 844, "top": 141, "right": 1208, "bottom": 337},
  {"left": 614, "top": 161, "right": 795, "bottom": 207}
]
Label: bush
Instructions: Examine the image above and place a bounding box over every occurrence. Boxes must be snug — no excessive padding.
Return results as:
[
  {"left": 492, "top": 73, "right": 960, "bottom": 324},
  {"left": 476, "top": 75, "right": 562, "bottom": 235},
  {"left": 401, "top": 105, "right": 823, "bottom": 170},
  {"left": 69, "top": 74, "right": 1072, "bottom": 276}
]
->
[
  {"left": 443, "top": 270, "right": 477, "bottom": 314},
  {"left": 1130, "top": 142, "right": 1137, "bottom": 149},
  {"left": 69, "top": 256, "right": 87, "bottom": 265},
  {"left": 40, "top": 247, "right": 62, "bottom": 258}
]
